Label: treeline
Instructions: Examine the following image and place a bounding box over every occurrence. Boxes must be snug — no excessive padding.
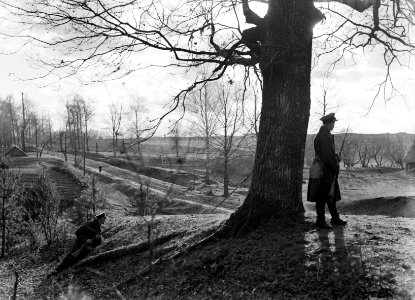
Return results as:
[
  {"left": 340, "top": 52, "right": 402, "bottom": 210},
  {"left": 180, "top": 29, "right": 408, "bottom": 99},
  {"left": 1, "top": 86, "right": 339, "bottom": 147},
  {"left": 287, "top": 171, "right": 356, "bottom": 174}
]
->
[
  {"left": 0, "top": 93, "right": 152, "bottom": 161},
  {"left": 305, "top": 133, "right": 414, "bottom": 169},
  {"left": 0, "top": 94, "right": 53, "bottom": 154}
]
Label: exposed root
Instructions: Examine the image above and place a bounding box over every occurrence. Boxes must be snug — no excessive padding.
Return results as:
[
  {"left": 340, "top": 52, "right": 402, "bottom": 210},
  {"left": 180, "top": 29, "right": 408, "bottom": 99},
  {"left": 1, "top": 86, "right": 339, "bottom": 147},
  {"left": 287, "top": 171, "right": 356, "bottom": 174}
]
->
[
  {"left": 73, "top": 231, "right": 186, "bottom": 269},
  {"left": 115, "top": 227, "right": 220, "bottom": 289}
]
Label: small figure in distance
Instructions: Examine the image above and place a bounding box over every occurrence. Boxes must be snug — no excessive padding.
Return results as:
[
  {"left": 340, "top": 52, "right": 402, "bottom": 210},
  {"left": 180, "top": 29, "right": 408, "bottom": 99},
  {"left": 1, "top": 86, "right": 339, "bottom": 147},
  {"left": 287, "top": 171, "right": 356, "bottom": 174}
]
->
[
  {"left": 307, "top": 113, "right": 347, "bottom": 230},
  {"left": 48, "top": 213, "right": 107, "bottom": 277}
]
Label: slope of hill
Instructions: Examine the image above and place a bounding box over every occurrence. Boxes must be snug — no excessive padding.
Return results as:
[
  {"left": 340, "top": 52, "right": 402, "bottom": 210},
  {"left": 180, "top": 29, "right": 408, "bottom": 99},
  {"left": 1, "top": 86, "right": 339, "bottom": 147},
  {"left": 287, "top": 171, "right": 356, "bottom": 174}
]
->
[{"left": 1, "top": 155, "right": 415, "bottom": 299}]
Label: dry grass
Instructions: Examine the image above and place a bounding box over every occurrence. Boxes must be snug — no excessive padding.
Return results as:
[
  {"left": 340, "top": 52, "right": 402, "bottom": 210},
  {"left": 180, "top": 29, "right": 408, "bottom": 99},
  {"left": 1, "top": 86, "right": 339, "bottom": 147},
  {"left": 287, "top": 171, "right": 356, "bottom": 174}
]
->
[{"left": 2, "top": 156, "right": 415, "bottom": 299}]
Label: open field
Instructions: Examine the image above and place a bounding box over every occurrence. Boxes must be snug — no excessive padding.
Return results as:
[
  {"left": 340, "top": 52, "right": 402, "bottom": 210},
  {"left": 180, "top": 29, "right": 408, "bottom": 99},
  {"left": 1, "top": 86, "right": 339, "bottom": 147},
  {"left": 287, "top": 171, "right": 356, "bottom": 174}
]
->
[{"left": 1, "top": 153, "right": 415, "bottom": 299}]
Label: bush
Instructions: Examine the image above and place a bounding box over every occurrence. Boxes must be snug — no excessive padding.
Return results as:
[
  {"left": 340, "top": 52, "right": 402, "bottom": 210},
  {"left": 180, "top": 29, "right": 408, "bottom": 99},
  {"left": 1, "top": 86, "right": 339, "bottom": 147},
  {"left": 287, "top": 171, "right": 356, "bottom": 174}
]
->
[
  {"left": 68, "top": 173, "right": 106, "bottom": 225},
  {"left": 18, "top": 172, "right": 63, "bottom": 245}
]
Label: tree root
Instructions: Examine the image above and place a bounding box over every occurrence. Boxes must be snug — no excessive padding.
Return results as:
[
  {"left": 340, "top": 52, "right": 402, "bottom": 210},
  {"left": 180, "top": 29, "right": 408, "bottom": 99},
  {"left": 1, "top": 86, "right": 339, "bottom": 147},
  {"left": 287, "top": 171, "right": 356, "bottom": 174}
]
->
[
  {"left": 73, "top": 230, "right": 186, "bottom": 269},
  {"left": 115, "top": 227, "right": 221, "bottom": 289}
]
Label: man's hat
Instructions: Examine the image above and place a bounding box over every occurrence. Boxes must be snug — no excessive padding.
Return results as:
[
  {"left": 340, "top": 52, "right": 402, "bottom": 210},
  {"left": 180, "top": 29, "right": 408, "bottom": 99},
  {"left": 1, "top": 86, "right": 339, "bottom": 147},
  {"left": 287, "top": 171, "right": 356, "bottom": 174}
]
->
[
  {"left": 95, "top": 213, "right": 106, "bottom": 219},
  {"left": 320, "top": 113, "right": 337, "bottom": 123}
]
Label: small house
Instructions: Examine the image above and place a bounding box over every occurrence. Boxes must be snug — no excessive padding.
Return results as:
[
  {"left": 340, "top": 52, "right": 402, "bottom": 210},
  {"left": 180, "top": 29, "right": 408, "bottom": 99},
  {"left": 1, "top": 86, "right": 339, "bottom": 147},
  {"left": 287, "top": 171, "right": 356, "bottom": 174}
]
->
[
  {"left": 4, "top": 146, "right": 29, "bottom": 158},
  {"left": 404, "top": 143, "right": 415, "bottom": 172}
]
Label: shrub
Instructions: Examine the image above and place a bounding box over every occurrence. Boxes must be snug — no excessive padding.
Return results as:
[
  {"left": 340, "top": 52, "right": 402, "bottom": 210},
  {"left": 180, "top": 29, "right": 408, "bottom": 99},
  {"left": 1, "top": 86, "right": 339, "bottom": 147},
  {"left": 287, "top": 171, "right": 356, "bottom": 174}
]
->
[
  {"left": 68, "top": 173, "right": 106, "bottom": 225},
  {"left": 19, "top": 172, "right": 63, "bottom": 246}
]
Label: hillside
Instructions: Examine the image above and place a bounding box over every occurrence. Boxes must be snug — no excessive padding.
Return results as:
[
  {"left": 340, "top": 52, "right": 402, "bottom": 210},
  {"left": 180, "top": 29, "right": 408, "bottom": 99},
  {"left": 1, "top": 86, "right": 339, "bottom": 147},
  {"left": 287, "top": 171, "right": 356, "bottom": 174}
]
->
[{"left": 0, "top": 155, "right": 415, "bottom": 299}]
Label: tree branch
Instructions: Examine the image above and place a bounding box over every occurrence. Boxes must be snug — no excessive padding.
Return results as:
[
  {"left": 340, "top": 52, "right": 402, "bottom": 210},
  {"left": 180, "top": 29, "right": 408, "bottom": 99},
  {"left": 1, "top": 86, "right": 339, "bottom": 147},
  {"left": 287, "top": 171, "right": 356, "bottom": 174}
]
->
[
  {"left": 315, "top": 0, "right": 374, "bottom": 12},
  {"left": 242, "top": 0, "right": 263, "bottom": 25}
]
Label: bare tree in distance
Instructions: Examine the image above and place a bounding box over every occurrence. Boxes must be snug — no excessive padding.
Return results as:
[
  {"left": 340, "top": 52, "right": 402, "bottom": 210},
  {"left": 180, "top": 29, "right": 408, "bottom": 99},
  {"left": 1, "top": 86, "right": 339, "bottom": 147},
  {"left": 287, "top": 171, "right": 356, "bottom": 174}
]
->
[
  {"left": 170, "top": 122, "right": 181, "bottom": 160},
  {"left": 20, "top": 93, "right": 28, "bottom": 152},
  {"left": 341, "top": 137, "right": 358, "bottom": 168},
  {"left": 108, "top": 103, "right": 123, "bottom": 157},
  {"left": 310, "top": 69, "right": 341, "bottom": 132},
  {"left": 356, "top": 138, "right": 371, "bottom": 168},
  {"left": 368, "top": 137, "right": 388, "bottom": 167},
  {"left": 128, "top": 97, "right": 150, "bottom": 156},
  {"left": 385, "top": 135, "right": 408, "bottom": 169},
  {"left": 0, "top": 96, "right": 16, "bottom": 148},
  {"left": 83, "top": 99, "right": 95, "bottom": 152},
  {"left": 212, "top": 78, "right": 246, "bottom": 197},
  {"left": 2, "top": 0, "right": 415, "bottom": 235},
  {"left": 188, "top": 77, "right": 220, "bottom": 185}
]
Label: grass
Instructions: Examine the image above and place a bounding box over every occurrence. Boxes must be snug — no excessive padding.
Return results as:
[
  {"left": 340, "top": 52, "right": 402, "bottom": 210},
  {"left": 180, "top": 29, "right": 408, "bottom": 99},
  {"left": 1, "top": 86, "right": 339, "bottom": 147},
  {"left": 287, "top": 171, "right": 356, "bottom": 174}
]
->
[{"left": 2, "top": 155, "right": 415, "bottom": 299}]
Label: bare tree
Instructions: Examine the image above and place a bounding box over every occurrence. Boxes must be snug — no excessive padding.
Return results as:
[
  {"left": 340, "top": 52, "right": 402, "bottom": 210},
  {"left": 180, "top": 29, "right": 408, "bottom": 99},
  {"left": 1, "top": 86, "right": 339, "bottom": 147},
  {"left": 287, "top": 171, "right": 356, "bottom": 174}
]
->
[
  {"left": 108, "top": 103, "right": 123, "bottom": 157},
  {"left": 189, "top": 81, "right": 220, "bottom": 184},
  {"left": 356, "top": 138, "right": 372, "bottom": 168},
  {"left": 128, "top": 97, "right": 149, "bottom": 155},
  {"left": 386, "top": 135, "right": 407, "bottom": 169},
  {"left": 212, "top": 79, "right": 246, "bottom": 197},
  {"left": 20, "top": 93, "right": 28, "bottom": 152},
  {"left": 0, "top": 98, "right": 14, "bottom": 148},
  {"left": 2, "top": 0, "right": 415, "bottom": 235},
  {"left": 83, "top": 99, "right": 94, "bottom": 152},
  {"left": 169, "top": 123, "right": 181, "bottom": 160},
  {"left": 341, "top": 137, "right": 358, "bottom": 168},
  {"left": 368, "top": 137, "right": 388, "bottom": 167}
]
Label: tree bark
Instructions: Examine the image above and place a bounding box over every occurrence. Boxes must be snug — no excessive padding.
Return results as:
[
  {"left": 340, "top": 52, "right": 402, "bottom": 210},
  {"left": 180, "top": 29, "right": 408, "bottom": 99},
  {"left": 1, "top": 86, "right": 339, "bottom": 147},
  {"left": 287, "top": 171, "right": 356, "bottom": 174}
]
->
[{"left": 221, "top": 0, "right": 318, "bottom": 237}]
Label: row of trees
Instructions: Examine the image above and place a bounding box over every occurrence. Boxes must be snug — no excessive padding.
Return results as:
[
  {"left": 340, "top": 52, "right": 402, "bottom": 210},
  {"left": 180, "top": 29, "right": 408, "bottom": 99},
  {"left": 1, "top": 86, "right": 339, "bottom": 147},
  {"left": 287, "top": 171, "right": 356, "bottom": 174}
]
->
[
  {"left": 0, "top": 93, "right": 151, "bottom": 160},
  {"left": 305, "top": 133, "right": 411, "bottom": 169},
  {"left": 0, "top": 94, "right": 53, "bottom": 155}
]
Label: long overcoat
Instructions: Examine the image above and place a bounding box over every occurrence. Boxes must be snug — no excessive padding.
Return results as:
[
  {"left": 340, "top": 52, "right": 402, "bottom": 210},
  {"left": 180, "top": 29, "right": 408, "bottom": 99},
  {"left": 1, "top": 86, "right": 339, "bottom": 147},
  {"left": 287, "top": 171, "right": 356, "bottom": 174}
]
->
[{"left": 307, "top": 126, "right": 341, "bottom": 202}]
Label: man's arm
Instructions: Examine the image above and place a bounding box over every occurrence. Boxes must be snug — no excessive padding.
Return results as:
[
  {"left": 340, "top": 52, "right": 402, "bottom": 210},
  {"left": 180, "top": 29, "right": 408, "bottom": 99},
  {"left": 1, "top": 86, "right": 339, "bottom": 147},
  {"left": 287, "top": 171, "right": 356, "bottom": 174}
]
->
[{"left": 321, "top": 133, "right": 339, "bottom": 174}]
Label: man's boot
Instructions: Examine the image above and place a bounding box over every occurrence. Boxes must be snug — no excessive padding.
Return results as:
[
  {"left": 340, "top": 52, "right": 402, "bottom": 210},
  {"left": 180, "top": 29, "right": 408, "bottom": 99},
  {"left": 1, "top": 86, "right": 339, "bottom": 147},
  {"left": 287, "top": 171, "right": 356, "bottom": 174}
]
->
[
  {"left": 316, "top": 220, "right": 333, "bottom": 230},
  {"left": 331, "top": 217, "right": 347, "bottom": 226}
]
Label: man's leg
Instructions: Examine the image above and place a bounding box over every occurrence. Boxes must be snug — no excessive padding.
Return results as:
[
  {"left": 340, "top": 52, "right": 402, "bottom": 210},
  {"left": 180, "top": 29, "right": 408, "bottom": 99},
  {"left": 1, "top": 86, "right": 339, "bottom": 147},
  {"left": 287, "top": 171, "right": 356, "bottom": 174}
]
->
[
  {"left": 327, "top": 200, "right": 347, "bottom": 225},
  {"left": 316, "top": 197, "right": 332, "bottom": 229},
  {"left": 54, "top": 240, "right": 83, "bottom": 273},
  {"left": 55, "top": 252, "right": 76, "bottom": 273}
]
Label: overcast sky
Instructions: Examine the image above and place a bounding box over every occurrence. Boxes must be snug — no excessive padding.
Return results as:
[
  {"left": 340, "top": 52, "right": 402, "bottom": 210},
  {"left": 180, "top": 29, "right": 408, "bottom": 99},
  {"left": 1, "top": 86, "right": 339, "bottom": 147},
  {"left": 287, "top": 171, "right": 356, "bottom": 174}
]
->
[{"left": 0, "top": 3, "right": 414, "bottom": 136}]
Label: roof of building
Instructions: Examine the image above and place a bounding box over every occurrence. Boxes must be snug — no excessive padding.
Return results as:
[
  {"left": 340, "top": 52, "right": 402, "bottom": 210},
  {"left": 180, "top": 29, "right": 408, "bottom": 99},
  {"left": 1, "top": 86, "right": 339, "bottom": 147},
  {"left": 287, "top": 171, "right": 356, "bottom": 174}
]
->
[{"left": 4, "top": 146, "right": 29, "bottom": 157}]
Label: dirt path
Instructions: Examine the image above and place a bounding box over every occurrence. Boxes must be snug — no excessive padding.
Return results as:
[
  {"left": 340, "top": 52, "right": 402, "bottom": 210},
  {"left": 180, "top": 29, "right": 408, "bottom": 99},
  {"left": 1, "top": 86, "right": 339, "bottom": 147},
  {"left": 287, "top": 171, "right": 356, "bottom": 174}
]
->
[{"left": 60, "top": 154, "right": 235, "bottom": 214}]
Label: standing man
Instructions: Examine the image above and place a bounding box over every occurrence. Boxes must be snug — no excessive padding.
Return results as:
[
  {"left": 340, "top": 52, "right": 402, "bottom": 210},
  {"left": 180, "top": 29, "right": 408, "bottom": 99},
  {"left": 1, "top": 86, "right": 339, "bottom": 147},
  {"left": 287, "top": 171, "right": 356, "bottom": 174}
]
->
[
  {"left": 51, "top": 212, "right": 107, "bottom": 275},
  {"left": 309, "top": 113, "right": 347, "bottom": 229}
]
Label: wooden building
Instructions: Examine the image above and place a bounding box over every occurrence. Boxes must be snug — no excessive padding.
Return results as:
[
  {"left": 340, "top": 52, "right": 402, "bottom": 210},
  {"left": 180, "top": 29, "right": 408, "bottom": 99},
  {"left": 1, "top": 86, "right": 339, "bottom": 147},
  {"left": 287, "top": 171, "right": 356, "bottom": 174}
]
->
[{"left": 4, "top": 146, "right": 29, "bottom": 158}]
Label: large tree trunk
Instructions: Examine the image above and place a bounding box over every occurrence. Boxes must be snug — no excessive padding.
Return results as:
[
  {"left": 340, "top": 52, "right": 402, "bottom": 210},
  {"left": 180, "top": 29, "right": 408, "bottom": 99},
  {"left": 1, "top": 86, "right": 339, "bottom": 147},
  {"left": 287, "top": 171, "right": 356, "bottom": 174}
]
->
[{"left": 221, "top": 0, "right": 319, "bottom": 237}]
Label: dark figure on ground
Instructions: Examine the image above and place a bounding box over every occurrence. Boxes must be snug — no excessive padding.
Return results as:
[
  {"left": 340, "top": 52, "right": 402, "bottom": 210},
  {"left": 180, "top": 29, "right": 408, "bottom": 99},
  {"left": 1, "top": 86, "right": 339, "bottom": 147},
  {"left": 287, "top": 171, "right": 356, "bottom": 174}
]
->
[
  {"left": 307, "top": 113, "right": 347, "bottom": 229},
  {"left": 50, "top": 213, "right": 106, "bottom": 275}
]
